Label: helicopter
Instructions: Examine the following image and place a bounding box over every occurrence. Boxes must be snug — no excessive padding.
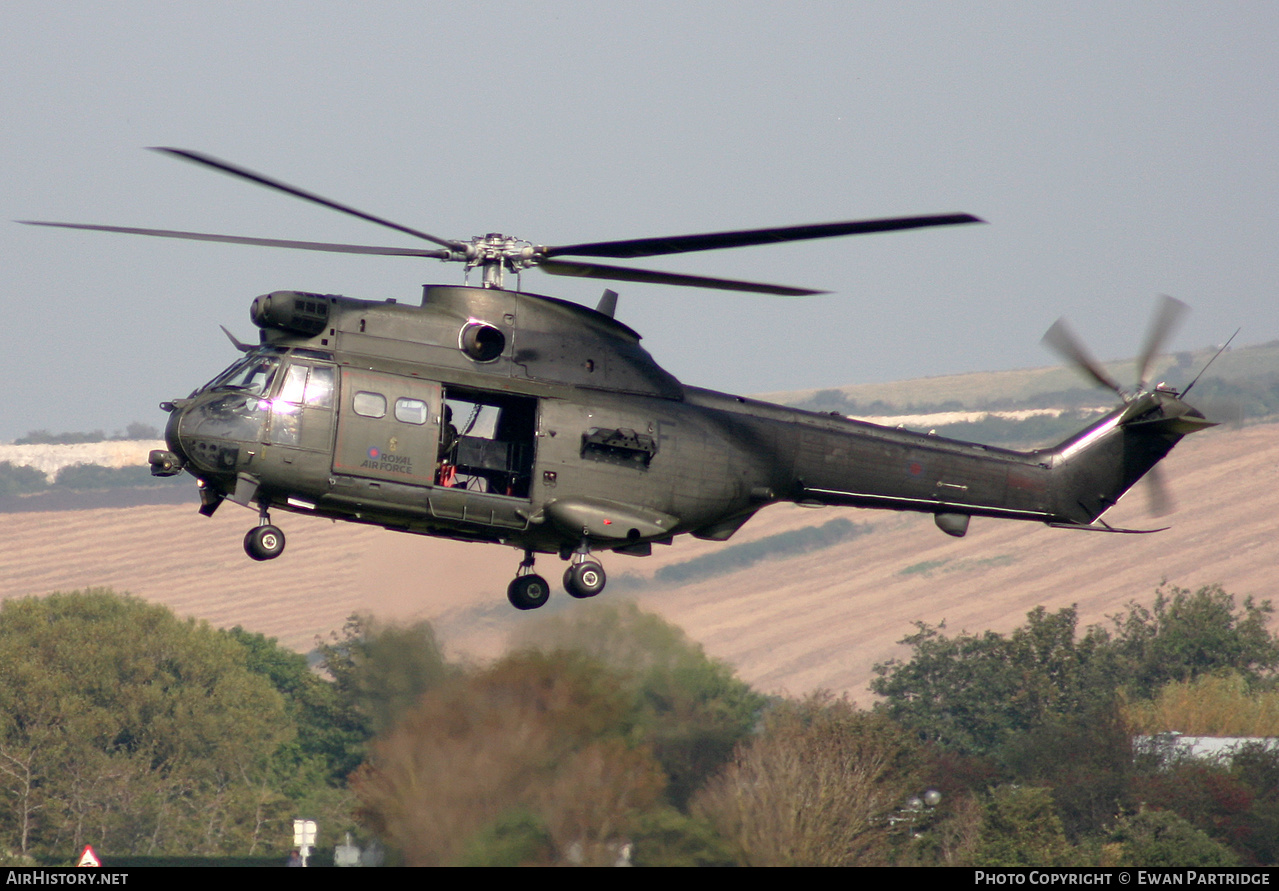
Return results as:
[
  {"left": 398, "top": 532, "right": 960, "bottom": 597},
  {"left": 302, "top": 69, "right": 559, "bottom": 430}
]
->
[{"left": 22, "top": 149, "right": 1215, "bottom": 610}]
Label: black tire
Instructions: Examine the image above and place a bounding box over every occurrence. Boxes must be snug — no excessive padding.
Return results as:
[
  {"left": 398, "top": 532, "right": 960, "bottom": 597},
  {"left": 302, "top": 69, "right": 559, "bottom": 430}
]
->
[
  {"left": 244, "top": 525, "right": 286, "bottom": 561},
  {"left": 507, "top": 574, "right": 551, "bottom": 610},
  {"left": 563, "top": 561, "right": 606, "bottom": 599}
]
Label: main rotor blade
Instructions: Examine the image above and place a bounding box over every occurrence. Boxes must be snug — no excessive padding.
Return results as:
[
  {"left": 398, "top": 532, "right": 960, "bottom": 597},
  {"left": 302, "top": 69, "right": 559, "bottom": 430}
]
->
[
  {"left": 1042, "top": 317, "right": 1125, "bottom": 397},
  {"left": 543, "top": 213, "right": 984, "bottom": 260},
  {"left": 17, "top": 221, "right": 454, "bottom": 258},
  {"left": 1135, "top": 294, "right": 1189, "bottom": 390},
  {"left": 151, "top": 148, "right": 466, "bottom": 252},
  {"left": 538, "top": 258, "right": 824, "bottom": 296}
]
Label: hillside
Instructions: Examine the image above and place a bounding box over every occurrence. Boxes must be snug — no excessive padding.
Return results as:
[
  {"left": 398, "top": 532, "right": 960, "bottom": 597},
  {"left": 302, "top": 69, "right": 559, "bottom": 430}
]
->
[
  {"left": 764, "top": 339, "right": 1279, "bottom": 412},
  {"left": 0, "top": 417, "right": 1267, "bottom": 701},
  {"left": 0, "top": 439, "right": 164, "bottom": 480}
]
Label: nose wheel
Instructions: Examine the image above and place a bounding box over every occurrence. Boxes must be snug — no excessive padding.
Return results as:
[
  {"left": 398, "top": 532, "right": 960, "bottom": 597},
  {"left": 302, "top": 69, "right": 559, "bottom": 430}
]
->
[
  {"left": 244, "top": 504, "right": 286, "bottom": 561},
  {"left": 244, "top": 524, "right": 286, "bottom": 561}
]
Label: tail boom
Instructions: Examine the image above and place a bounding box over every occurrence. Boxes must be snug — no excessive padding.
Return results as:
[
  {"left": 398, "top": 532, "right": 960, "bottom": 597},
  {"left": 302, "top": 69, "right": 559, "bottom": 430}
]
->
[{"left": 786, "top": 389, "right": 1212, "bottom": 533}]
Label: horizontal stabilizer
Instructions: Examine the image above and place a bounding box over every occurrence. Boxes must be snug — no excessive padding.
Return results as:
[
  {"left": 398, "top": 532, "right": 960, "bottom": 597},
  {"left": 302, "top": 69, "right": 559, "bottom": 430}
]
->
[
  {"left": 1123, "top": 414, "right": 1218, "bottom": 436},
  {"left": 1047, "top": 520, "right": 1170, "bottom": 534}
]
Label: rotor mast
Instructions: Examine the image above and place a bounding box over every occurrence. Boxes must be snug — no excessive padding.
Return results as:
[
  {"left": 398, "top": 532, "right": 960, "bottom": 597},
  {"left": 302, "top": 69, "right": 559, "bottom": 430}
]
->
[{"left": 463, "top": 234, "right": 539, "bottom": 289}]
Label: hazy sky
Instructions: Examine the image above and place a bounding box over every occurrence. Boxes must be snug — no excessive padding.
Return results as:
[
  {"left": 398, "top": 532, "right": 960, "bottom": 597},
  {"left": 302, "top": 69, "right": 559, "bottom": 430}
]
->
[{"left": 2, "top": 2, "right": 1276, "bottom": 441}]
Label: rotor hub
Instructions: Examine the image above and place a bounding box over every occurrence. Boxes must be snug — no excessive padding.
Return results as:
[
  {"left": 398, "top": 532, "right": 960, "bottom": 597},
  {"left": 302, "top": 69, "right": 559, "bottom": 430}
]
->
[{"left": 463, "top": 234, "right": 541, "bottom": 288}]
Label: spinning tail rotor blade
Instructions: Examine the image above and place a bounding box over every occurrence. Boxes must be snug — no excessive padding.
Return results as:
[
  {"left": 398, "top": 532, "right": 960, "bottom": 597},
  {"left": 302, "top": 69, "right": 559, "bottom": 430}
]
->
[
  {"left": 1135, "top": 295, "right": 1189, "bottom": 390},
  {"left": 1143, "top": 464, "right": 1175, "bottom": 517},
  {"left": 1041, "top": 317, "right": 1125, "bottom": 397}
]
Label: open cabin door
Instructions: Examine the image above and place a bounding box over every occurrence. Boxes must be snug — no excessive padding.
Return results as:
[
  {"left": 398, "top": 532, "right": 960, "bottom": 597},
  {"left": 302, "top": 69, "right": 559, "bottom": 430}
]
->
[
  {"left": 333, "top": 369, "right": 441, "bottom": 486},
  {"left": 439, "top": 386, "right": 538, "bottom": 499}
]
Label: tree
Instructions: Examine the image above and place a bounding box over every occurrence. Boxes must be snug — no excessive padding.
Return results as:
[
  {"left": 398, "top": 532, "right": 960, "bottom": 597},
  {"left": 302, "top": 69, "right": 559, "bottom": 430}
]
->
[
  {"left": 314, "top": 614, "right": 456, "bottom": 777},
  {"left": 693, "top": 694, "right": 920, "bottom": 866},
  {"left": 1000, "top": 707, "right": 1135, "bottom": 840},
  {"left": 353, "top": 650, "right": 666, "bottom": 866},
  {"left": 512, "top": 600, "right": 764, "bottom": 808},
  {"left": 970, "top": 786, "right": 1076, "bottom": 867},
  {"left": 871, "top": 606, "right": 1115, "bottom": 756},
  {"left": 626, "top": 808, "right": 738, "bottom": 867},
  {"left": 121, "top": 422, "right": 160, "bottom": 440},
  {"left": 53, "top": 464, "right": 153, "bottom": 490},
  {"left": 1110, "top": 808, "right": 1239, "bottom": 867},
  {"left": 0, "top": 462, "right": 47, "bottom": 497},
  {"left": 1130, "top": 760, "right": 1259, "bottom": 861},
  {"left": 1123, "top": 672, "right": 1279, "bottom": 738},
  {"left": 226, "top": 627, "right": 361, "bottom": 840},
  {"left": 872, "top": 587, "right": 1279, "bottom": 759},
  {"left": 457, "top": 810, "right": 555, "bottom": 867},
  {"left": 0, "top": 590, "right": 292, "bottom": 858},
  {"left": 1109, "top": 585, "right": 1279, "bottom": 699}
]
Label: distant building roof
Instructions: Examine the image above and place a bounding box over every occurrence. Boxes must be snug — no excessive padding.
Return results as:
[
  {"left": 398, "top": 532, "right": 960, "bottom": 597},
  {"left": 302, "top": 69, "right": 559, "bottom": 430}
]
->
[{"left": 1134, "top": 732, "right": 1279, "bottom": 764}]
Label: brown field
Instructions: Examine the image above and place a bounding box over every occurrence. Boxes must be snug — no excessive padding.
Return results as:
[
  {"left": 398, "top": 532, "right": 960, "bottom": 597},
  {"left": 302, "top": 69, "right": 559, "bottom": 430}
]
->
[{"left": 0, "top": 420, "right": 1272, "bottom": 701}]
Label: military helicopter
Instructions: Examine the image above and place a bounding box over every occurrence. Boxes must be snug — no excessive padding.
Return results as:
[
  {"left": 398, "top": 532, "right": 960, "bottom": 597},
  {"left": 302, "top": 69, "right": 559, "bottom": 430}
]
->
[{"left": 23, "top": 149, "right": 1215, "bottom": 610}]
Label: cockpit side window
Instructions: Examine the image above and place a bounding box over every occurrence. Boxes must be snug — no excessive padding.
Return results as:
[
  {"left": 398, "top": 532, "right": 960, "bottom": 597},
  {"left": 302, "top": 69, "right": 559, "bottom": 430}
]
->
[
  {"left": 277, "top": 365, "right": 308, "bottom": 404},
  {"left": 305, "top": 366, "right": 335, "bottom": 408},
  {"left": 268, "top": 362, "right": 337, "bottom": 449}
]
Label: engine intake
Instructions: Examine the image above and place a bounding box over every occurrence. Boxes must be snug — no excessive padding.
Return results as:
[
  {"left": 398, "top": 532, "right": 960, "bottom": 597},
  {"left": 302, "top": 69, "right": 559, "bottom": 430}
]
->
[
  {"left": 250, "top": 290, "right": 331, "bottom": 336},
  {"left": 459, "top": 321, "right": 506, "bottom": 362}
]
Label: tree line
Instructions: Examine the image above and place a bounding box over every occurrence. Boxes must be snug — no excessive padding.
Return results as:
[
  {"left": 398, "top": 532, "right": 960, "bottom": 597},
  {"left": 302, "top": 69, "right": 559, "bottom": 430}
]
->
[
  {"left": 3, "top": 584, "right": 1279, "bottom": 866},
  {"left": 11, "top": 423, "right": 161, "bottom": 445}
]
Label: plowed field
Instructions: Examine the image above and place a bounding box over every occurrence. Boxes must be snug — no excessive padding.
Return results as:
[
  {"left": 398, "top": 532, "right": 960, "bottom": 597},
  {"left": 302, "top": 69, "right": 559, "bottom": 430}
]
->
[{"left": 2, "top": 422, "right": 1270, "bottom": 700}]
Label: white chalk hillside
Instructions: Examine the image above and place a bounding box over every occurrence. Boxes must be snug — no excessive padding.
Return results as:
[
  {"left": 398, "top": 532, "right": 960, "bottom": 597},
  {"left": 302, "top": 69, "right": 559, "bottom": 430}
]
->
[{"left": 0, "top": 441, "right": 164, "bottom": 482}]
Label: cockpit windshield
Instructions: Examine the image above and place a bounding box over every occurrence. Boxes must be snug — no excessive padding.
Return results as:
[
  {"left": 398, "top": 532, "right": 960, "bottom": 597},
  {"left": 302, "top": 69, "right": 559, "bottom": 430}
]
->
[{"left": 196, "top": 353, "right": 281, "bottom": 397}]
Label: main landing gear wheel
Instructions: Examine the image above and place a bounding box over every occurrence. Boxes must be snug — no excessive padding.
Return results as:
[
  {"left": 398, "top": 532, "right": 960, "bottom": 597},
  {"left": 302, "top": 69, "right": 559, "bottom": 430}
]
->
[
  {"left": 508, "top": 574, "right": 551, "bottom": 610},
  {"left": 244, "top": 524, "right": 286, "bottom": 561},
  {"left": 563, "top": 560, "right": 607, "bottom": 599}
]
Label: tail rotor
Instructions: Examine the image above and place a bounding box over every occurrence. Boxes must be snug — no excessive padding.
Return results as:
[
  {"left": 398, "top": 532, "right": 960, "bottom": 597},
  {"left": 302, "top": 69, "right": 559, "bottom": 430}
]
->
[
  {"left": 1042, "top": 296, "right": 1202, "bottom": 521},
  {"left": 1041, "top": 294, "right": 1189, "bottom": 401}
]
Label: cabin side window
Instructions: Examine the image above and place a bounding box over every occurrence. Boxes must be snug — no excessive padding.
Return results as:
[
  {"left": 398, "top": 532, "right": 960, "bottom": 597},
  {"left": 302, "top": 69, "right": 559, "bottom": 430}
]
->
[
  {"left": 395, "top": 398, "right": 429, "bottom": 425},
  {"left": 353, "top": 391, "right": 387, "bottom": 419}
]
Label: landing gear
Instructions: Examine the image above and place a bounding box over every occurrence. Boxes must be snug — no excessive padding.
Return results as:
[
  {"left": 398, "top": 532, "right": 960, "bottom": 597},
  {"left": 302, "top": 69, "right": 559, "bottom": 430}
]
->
[
  {"left": 504, "top": 546, "right": 609, "bottom": 610},
  {"left": 563, "top": 540, "right": 607, "bottom": 599},
  {"left": 507, "top": 551, "right": 551, "bottom": 610},
  {"left": 244, "top": 524, "right": 285, "bottom": 561},
  {"left": 563, "top": 560, "right": 606, "bottom": 599},
  {"left": 244, "top": 502, "right": 285, "bottom": 561}
]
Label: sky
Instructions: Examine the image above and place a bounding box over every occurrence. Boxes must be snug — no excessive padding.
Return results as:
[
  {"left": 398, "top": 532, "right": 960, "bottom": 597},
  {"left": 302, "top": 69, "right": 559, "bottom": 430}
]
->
[{"left": 2, "top": 2, "right": 1276, "bottom": 442}]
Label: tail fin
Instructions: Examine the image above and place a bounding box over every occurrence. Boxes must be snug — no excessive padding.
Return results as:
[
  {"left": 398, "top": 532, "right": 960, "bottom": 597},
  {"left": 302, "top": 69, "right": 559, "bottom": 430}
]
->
[{"left": 1047, "top": 388, "right": 1214, "bottom": 527}]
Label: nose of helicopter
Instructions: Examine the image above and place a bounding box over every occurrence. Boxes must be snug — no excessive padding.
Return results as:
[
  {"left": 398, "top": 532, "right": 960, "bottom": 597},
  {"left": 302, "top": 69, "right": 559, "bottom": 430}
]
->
[
  {"left": 165, "top": 392, "right": 257, "bottom": 479},
  {"left": 148, "top": 399, "right": 191, "bottom": 477}
]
